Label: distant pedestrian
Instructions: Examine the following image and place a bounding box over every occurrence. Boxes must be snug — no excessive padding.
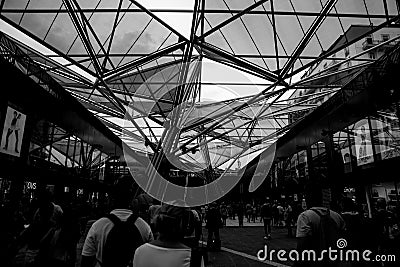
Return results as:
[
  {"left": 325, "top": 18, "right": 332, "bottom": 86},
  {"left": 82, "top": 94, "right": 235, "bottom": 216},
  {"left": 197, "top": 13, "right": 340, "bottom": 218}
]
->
[
  {"left": 260, "top": 201, "right": 272, "bottom": 240},
  {"left": 284, "top": 203, "right": 293, "bottom": 237},
  {"left": 252, "top": 205, "right": 257, "bottom": 223},
  {"left": 237, "top": 202, "right": 244, "bottom": 227},
  {"left": 246, "top": 204, "right": 252, "bottom": 223},
  {"left": 272, "top": 201, "right": 278, "bottom": 226},
  {"left": 206, "top": 203, "right": 222, "bottom": 251},
  {"left": 220, "top": 204, "right": 227, "bottom": 226},
  {"left": 277, "top": 204, "right": 284, "bottom": 227}
]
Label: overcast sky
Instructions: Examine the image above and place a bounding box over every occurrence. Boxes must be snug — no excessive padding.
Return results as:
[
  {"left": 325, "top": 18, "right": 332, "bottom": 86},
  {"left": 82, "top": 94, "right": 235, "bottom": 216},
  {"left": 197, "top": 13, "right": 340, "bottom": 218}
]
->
[{"left": 0, "top": 0, "right": 397, "bottom": 101}]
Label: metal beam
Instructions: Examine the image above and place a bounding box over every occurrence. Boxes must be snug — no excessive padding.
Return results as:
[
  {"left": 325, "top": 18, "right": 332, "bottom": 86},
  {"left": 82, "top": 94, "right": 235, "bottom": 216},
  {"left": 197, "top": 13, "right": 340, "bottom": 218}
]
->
[
  {"left": 301, "top": 33, "right": 400, "bottom": 85},
  {"left": 46, "top": 53, "right": 377, "bottom": 61},
  {"left": 197, "top": 41, "right": 281, "bottom": 83},
  {"left": 0, "top": 9, "right": 396, "bottom": 19},
  {"left": 103, "top": 41, "right": 186, "bottom": 81},
  {"left": 286, "top": 14, "right": 400, "bottom": 79},
  {"left": 270, "top": 0, "right": 279, "bottom": 71},
  {"left": 30, "top": 133, "right": 72, "bottom": 154},
  {"left": 102, "top": 0, "right": 123, "bottom": 70},
  {"left": 280, "top": 0, "right": 338, "bottom": 78},
  {"left": 128, "top": 0, "right": 188, "bottom": 42},
  {"left": 199, "top": 0, "right": 269, "bottom": 39},
  {"left": 0, "top": 14, "right": 98, "bottom": 78},
  {"left": 63, "top": 0, "right": 103, "bottom": 76},
  {"left": 0, "top": 0, "right": 6, "bottom": 13}
]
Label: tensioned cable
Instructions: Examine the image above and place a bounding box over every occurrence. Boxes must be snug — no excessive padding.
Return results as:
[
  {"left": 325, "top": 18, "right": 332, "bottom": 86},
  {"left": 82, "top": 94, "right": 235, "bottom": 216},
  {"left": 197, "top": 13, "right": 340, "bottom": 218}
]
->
[
  {"left": 66, "top": 0, "right": 102, "bottom": 55},
  {"left": 253, "top": 0, "right": 292, "bottom": 66},
  {"left": 44, "top": 3, "right": 65, "bottom": 41},
  {"left": 204, "top": 16, "right": 235, "bottom": 54},
  {"left": 363, "top": 0, "right": 373, "bottom": 26},
  {"left": 222, "top": 0, "right": 270, "bottom": 70},
  {"left": 116, "top": 18, "right": 153, "bottom": 67},
  {"left": 289, "top": 0, "right": 324, "bottom": 52},
  {"left": 18, "top": 0, "right": 31, "bottom": 25}
]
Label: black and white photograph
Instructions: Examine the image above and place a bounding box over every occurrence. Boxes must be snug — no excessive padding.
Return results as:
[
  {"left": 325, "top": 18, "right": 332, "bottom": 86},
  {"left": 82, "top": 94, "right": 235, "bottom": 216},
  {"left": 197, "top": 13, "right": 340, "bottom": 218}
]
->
[
  {"left": 1, "top": 1, "right": 400, "bottom": 267},
  {"left": 0, "top": 106, "right": 26, "bottom": 157}
]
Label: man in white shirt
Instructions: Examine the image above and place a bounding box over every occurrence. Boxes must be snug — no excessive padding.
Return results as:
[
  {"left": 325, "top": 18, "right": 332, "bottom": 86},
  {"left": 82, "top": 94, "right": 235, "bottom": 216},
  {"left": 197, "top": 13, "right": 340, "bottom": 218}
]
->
[
  {"left": 296, "top": 185, "right": 345, "bottom": 267},
  {"left": 81, "top": 176, "right": 153, "bottom": 267}
]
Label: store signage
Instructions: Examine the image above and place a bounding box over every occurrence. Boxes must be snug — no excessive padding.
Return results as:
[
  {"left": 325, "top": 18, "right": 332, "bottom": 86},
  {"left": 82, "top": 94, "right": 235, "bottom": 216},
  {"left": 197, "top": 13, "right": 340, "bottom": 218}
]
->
[
  {"left": 26, "top": 182, "right": 36, "bottom": 190},
  {"left": 344, "top": 187, "right": 355, "bottom": 193}
]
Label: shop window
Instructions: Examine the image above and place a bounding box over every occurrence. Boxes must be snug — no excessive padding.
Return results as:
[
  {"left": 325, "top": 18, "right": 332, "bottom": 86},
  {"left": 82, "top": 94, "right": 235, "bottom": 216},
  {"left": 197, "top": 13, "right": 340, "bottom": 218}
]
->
[
  {"left": 370, "top": 106, "right": 400, "bottom": 161},
  {"left": 333, "top": 130, "right": 353, "bottom": 173},
  {"left": 382, "top": 34, "right": 390, "bottom": 42},
  {"left": 311, "top": 143, "right": 319, "bottom": 158},
  {"left": 365, "top": 35, "right": 373, "bottom": 44},
  {"left": 369, "top": 52, "right": 376, "bottom": 59}
]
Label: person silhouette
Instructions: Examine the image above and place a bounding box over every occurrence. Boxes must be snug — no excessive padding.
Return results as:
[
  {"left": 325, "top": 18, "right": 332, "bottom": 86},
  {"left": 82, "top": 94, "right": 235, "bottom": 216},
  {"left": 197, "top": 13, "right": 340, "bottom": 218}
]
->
[
  {"left": 3, "top": 111, "right": 21, "bottom": 153},
  {"left": 359, "top": 126, "right": 367, "bottom": 161}
]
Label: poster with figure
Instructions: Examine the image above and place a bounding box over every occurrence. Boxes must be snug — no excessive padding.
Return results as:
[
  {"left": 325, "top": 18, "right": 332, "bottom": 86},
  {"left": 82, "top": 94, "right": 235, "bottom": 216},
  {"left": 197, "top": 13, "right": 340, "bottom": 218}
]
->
[
  {"left": 354, "top": 122, "right": 373, "bottom": 166},
  {"left": 0, "top": 107, "right": 26, "bottom": 157}
]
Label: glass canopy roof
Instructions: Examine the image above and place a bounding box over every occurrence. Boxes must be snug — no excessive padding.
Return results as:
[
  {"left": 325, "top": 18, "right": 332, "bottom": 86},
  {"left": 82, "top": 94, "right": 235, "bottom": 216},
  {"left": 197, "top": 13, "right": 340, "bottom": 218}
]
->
[{"left": 1, "top": 0, "right": 399, "bottom": 175}]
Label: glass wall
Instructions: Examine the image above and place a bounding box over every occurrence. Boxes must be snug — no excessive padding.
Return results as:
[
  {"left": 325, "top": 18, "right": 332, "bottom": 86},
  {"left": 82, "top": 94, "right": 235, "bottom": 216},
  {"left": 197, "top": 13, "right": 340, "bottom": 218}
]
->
[
  {"left": 332, "top": 103, "right": 400, "bottom": 169},
  {"left": 370, "top": 108, "right": 400, "bottom": 161}
]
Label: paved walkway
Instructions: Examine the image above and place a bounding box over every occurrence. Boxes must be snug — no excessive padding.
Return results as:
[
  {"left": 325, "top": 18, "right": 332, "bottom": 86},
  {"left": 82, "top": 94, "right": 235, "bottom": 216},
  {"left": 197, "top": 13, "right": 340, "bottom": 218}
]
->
[
  {"left": 202, "top": 225, "right": 297, "bottom": 266},
  {"left": 76, "top": 220, "right": 296, "bottom": 267},
  {"left": 202, "top": 218, "right": 265, "bottom": 227}
]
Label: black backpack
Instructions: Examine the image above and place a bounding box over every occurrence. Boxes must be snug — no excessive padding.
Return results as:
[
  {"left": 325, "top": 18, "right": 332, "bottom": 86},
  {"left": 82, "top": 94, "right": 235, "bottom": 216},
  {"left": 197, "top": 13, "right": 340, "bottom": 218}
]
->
[
  {"left": 101, "top": 213, "right": 143, "bottom": 267},
  {"left": 310, "top": 208, "right": 341, "bottom": 251}
]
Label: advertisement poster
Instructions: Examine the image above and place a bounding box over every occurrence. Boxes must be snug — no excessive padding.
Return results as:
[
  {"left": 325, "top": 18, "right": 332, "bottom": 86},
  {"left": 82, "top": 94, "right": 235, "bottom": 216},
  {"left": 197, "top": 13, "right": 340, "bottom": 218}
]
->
[
  {"left": 0, "top": 106, "right": 26, "bottom": 157},
  {"left": 374, "top": 117, "right": 400, "bottom": 160},
  {"left": 354, "top": 122, "right": 373, "bottom": 166}
]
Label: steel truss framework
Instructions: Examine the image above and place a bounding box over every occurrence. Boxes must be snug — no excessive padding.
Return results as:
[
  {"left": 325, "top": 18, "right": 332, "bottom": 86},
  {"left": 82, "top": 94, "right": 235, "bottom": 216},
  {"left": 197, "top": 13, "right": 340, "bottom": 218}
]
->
[
  {"left": 0, "top": 33, "right": 109, "bottom": 178},
  {"left": 1, "top": 0, "right": 400, "bottom": 176}
]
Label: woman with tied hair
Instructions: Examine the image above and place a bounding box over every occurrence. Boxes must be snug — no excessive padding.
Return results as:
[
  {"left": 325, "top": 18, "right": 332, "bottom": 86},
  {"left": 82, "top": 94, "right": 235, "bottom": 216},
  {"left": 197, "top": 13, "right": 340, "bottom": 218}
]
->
[{"left": 133, "top": 201, "right": 204, "bottom": 267}]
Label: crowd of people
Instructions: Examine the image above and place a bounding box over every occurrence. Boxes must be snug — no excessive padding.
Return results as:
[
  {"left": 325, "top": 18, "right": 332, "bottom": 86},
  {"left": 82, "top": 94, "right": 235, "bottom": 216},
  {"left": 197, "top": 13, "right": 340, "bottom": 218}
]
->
[
  {"left": 0, "top": 177, "right": 227, "bottom": 267},
  {"left": 1, "top": 177, "right": 399, "bottom": 267},
  {"left": 260, "top": 186, "right": 400, "bottom": 267}
]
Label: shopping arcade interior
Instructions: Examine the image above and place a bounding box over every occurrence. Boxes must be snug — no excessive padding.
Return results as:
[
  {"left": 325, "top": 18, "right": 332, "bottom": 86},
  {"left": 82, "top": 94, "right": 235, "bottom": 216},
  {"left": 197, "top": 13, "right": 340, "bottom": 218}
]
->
[{"left": 0, "top": 0, "right": 400, "bottom": 209}]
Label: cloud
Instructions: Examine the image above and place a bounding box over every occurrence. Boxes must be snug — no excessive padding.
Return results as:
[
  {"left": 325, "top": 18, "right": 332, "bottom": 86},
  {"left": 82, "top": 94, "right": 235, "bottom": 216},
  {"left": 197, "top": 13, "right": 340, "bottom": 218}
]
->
[{"left": 111, "top": 31, "right": 157, "bottom": 54}]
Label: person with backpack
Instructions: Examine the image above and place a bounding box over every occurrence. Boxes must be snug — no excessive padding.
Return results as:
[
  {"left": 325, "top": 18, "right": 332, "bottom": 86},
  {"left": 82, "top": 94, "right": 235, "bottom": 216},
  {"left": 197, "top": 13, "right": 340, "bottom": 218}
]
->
[
  {"left": 81, "top": 176, "right": 153, "bottom": 267},
  {"left": 296, "top": 185, "right": 345, "bottom": 267}
]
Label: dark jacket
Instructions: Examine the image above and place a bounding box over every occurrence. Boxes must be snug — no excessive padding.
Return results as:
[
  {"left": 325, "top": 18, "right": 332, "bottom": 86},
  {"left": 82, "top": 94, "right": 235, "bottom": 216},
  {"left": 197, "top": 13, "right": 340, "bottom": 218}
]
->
[{"left": 205, "top": 207, "right": 222, "bottom": 229}]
